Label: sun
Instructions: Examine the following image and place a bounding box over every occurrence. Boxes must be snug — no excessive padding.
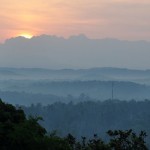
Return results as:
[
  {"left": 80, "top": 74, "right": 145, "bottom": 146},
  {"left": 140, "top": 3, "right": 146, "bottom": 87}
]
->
[{"left": 20, "top": 33, "right": 33, "bottom": 39}]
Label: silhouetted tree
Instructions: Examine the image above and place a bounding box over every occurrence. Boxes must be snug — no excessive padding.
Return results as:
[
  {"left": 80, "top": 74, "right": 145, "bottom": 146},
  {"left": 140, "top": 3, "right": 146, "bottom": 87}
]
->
[
  {"left": 107, "top": 129, "right": 148, "bottom": 150},
  {"left": 0, "top": 99, "right": 149, "bottom": 150}
]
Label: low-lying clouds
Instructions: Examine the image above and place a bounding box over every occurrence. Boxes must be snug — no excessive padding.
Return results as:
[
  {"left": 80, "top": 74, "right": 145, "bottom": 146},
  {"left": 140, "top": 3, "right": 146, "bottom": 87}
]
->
[{"left": 0, "top": 35, "right": 150, "bottom": 69}]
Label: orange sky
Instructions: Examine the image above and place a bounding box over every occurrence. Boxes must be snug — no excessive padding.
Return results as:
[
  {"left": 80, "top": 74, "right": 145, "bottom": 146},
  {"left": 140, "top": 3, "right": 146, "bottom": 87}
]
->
[{"left": 0, "top": 0, "right": 150, "bottom": 42}]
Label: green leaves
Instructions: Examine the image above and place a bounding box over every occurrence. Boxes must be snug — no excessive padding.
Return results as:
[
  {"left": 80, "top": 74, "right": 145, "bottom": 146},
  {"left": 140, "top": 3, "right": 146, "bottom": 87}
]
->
[
  {"left": 108, "top": 129, "right": 148, "bottom": 150},
  {"left": 0, "top": 100, "right": 149, "bottom": 150}
]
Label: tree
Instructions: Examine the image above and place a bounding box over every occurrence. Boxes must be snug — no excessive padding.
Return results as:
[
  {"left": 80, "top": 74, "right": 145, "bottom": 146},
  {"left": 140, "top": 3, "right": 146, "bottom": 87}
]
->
[
  {"left": 107, "top": 129, "right": 148, "bottom": 150},
  {"left": 0, "top": 99, "right": 148, "bottom": 150},
  {"left": 0, "top": 99, "right": 25, "bottom": 149},
  {"left": 0, "top": 99, "right": 46, "bottom": 150}
]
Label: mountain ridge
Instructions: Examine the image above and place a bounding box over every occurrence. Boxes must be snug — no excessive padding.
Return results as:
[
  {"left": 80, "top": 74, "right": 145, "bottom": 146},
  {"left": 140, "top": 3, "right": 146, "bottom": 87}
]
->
[{"left": 0, "top": 67, "right": 150, "bottom": 85}]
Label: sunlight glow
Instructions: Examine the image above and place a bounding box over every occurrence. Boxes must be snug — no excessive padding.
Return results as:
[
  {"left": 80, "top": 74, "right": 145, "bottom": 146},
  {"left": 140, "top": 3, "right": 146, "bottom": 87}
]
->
[{"left": 20, "top": 33, "right": 33, "bottom": 39}]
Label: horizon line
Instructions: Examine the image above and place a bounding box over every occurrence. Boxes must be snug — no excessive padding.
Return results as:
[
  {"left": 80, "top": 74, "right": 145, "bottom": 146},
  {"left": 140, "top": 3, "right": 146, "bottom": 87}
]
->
[
  {"left": 1, "top": 34, "right": 149, "bottom": 44},
  {"left": 0, "top": 66, "right": 150, "bottom": 71}
]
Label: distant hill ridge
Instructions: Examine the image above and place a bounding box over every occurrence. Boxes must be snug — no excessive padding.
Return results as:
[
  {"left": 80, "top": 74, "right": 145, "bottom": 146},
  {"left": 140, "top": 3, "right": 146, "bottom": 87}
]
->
[{"left": 1, "top": 67, "right": 150, "bottom": 85}]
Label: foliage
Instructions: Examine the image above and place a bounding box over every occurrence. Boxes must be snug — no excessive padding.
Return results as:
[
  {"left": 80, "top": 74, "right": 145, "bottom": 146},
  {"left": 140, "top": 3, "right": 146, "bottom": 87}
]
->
[
  {"left": 23, "top": 99, "right": 150, "bottom": 140},
  {"left": 107, "top": 129, "right": 148, "bottom": 150},
  {"left": 0, "top": 99, "right": 148, "bottom": 150}
]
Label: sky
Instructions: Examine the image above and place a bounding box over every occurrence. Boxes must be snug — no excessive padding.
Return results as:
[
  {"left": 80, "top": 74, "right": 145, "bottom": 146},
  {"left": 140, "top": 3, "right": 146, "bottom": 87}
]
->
[{"left": 0, "top": 0, "right": 150, "bottom": 42}]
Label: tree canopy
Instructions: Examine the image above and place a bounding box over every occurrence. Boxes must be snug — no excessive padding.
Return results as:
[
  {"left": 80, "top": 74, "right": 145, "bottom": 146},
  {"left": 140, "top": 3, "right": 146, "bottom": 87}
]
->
[{"left": 0, "top": 99, "right": 148, "bottom": 150}]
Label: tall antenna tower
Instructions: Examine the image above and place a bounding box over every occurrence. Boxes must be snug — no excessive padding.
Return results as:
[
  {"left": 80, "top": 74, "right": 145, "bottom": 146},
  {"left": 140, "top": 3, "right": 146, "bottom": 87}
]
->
[{"left": 111, "top": 81, "right": 114, "bottom": 100}]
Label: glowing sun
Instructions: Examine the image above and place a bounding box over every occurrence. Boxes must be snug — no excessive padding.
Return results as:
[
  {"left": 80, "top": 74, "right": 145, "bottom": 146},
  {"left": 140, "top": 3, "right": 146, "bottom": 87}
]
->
[{"left": 20, "top": 33, "right": 33, "bottom": 39}]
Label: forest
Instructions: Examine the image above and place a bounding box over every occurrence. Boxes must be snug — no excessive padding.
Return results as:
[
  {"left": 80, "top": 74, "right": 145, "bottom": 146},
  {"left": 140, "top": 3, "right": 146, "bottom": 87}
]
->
[
  {"left": 0, "top": 99, "right": 148, "bottom": 150},
  {"left": 1, "top": 68, "right": 150, "bottom": 149},
  {"left": 21, "top": 100, "right": 150, "bottom": 140}
]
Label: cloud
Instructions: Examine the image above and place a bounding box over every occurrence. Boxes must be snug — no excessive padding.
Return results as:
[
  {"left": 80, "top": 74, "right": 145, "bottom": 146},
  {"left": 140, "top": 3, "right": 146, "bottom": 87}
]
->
[
  {"left": 0, "top": 35, "right": 150, "bottom": 69},
  {"left": 0, "top": 0, "right": 150, "bottom": 41}
]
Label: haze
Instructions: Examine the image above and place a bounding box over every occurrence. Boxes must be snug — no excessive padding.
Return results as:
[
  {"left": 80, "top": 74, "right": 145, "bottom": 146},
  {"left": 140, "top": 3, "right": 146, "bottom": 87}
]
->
[
  {"left": 1, "top": 0, "right": 150, "bottom": 69},
  {"left": 0, "top": 35, "right": 150, "bottom": 69},
  {"left": 1, "top": 0, "right": 150, "bottom": 42}
]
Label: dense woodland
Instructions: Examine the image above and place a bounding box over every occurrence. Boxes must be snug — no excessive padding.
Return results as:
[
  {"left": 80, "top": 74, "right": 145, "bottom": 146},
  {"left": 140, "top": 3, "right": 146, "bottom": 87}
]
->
[
  {"left": 21, "top": 100, "right": 150, "bottom": 144},
  {"left": 1, "top": 68, "right": 150, "bottom": 149},
  {"left": 0, "top": 99, "right": 148, "bottom": 150}
]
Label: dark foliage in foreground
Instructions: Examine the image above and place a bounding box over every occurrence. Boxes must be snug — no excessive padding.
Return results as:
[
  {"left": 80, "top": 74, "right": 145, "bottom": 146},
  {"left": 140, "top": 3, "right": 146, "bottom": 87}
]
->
[{"left": 0, "top": 99, "right": 148, "bottom": 150}]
